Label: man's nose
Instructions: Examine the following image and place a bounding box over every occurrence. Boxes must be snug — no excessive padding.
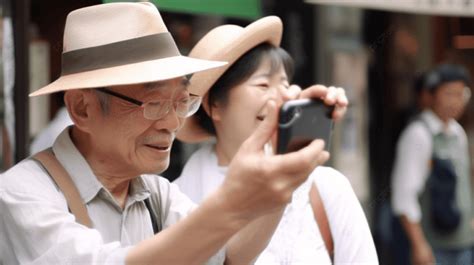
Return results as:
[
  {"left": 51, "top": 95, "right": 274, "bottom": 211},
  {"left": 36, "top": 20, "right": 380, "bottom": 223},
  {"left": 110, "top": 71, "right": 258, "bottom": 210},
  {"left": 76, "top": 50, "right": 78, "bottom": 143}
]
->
[{"left": 152, "top": 105, "right": 181, "bottom": 132}]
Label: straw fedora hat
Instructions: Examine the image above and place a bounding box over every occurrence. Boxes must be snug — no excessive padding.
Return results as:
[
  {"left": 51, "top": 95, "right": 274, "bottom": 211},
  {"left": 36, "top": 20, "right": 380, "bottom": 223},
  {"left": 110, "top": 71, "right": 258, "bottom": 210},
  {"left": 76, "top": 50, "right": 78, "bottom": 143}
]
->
[
  {"left": 30, "top": 2, "right": 226, "bottom": 97},
  {"left": 177, "top": 16, "right": 283, "bottom": 143}
]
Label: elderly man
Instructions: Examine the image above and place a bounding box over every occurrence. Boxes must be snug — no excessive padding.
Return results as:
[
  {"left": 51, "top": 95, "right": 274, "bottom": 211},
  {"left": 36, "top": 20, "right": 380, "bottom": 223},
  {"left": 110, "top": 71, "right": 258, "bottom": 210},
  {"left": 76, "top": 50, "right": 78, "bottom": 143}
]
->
[{"left": 0, "top": 3, "right": 347, "bottom": 265}]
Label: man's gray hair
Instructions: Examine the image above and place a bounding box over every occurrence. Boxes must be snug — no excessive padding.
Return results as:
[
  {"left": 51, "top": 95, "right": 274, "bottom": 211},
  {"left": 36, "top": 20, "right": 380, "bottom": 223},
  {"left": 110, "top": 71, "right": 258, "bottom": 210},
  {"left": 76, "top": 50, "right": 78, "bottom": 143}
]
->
[{"left": 94, "top": 88, "right": 110, "bottom": 113}]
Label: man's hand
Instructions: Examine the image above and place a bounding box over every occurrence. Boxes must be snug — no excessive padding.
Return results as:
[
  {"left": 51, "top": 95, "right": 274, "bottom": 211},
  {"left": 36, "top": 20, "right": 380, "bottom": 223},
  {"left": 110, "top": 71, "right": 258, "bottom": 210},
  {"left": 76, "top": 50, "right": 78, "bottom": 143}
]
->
[
  {"left": 411, "top": 239, "right": 435, "bottom": 265},
  {"left": 399, "top": 215, "right": 435, "bottom": 265},
  {"left": 217, "top": 99, "right": 330, "bottom": 223},
  {"left": 281, "top": 84, "right": 348, "bottom": 121}
]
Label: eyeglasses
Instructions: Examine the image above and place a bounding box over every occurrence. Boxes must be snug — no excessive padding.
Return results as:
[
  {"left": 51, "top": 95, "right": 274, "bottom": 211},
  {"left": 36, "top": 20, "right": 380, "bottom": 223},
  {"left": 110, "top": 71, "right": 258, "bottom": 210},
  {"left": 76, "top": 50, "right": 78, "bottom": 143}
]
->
[
  {"left": 96, "top": 87, "right": 202, "bottom": 120},
  {"left": 464, "top": 86, "right": 471, "bottom": 104},
  {"left": 439, "top": 86, "right": 471, "bottom": 104}
]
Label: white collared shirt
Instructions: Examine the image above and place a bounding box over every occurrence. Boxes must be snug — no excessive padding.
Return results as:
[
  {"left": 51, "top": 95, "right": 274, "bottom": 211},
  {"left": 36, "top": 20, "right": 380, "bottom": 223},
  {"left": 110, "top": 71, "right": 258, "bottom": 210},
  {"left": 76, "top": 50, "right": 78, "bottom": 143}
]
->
[
  {"left": 391, "top": 110, "right": 468, "bottom": 222},
  {"left": 0, "top": 127, "right": 207, "bottom": 265}
]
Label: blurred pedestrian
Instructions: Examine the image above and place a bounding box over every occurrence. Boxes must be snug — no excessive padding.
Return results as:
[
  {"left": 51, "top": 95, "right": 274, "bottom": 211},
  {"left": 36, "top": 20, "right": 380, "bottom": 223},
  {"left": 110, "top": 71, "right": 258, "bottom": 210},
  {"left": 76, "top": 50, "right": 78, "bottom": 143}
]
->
[{"left": 391, "top": 63, "right": 473, "bottom": 265}]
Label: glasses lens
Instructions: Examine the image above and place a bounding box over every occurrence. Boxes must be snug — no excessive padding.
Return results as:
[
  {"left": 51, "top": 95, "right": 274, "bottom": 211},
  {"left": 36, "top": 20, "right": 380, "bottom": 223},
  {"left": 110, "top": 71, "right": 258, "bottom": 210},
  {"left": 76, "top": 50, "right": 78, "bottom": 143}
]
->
[
  {"left": 175, "top": 95, "right": 201, "bottom": 118},
  {"left": 143, "top": 101, "right": 170, "bottom": 120},
  {"left": 185, "top": 96, "right": 202, "bottom": 117},
  {"left": 143, "top": 95, "right": 202, "bottom": 120},
  {"left": 464, "top": 86, "right": 471, "bottom": 103}
]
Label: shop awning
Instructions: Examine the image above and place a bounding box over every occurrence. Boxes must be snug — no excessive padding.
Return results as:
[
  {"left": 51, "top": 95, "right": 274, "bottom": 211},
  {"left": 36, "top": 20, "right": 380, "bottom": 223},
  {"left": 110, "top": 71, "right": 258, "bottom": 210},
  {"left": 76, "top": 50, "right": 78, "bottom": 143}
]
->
[
  {"left": 306, "top": 0, "right": 474, "bottom": 17},
  {"left": 103, "top": 0, "right": 261, "bottom": 20}
]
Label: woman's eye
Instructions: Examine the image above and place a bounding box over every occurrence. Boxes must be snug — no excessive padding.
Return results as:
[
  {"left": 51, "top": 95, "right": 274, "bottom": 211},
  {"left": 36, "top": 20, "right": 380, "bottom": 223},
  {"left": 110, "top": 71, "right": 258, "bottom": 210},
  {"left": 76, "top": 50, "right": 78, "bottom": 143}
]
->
[{"left": 256, "top": 83, "right": 270, "bottom": 89}]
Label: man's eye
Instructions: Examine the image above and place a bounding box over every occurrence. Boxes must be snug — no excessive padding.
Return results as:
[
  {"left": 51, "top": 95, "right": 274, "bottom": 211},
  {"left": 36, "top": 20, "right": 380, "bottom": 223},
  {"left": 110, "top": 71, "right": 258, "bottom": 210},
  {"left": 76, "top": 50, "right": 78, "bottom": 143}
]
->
[
  {"left": 177, "top": 97, "right": 191, "bottom": 104},
  {"left": 148, "top": 101, "right": 164, "bottom": 107}
]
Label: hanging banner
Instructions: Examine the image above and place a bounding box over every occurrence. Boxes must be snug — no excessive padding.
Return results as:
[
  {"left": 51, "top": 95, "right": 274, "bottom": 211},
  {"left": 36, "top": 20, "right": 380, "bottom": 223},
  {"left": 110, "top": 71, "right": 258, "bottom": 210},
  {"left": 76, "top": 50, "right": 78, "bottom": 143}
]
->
[
  {"left": 103, "top": 0, "right": 261, "bottom": 20},
  {"left": 306, "top": 0, "right": 474, "bottom": 17}
]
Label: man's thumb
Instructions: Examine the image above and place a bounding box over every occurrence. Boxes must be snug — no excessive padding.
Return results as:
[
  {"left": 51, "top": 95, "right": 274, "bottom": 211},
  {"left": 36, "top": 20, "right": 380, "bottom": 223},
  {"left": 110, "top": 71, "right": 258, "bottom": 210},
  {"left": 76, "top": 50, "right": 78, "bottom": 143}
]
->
[{"left": 245, "top": 100, "right": 278, "bottom": 150}]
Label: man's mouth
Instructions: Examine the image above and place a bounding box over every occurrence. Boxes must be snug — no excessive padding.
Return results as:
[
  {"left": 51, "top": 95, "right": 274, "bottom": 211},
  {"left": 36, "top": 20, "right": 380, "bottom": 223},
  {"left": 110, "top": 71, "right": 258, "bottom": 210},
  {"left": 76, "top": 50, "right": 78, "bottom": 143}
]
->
[{"left": 145, "top": 143, "right": 171, "bottom": 151}]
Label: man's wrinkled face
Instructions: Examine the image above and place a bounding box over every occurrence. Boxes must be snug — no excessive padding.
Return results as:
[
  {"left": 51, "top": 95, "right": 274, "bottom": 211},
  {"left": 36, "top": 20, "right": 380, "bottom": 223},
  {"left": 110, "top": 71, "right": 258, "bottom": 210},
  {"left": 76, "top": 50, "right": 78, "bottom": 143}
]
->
[{"left": 89, "top": 77, "right": 189, "bottom": 175}]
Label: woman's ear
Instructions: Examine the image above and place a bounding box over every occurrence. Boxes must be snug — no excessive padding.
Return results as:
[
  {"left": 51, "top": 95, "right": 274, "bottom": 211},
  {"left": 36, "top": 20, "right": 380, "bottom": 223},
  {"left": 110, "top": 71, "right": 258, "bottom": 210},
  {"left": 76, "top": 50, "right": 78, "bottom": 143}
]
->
[
  {"left": 64, "top": 90, "right": 96, "bottom": 132},
  {"left": 201, "top": 94, "right": 222, "bottom": 122}
]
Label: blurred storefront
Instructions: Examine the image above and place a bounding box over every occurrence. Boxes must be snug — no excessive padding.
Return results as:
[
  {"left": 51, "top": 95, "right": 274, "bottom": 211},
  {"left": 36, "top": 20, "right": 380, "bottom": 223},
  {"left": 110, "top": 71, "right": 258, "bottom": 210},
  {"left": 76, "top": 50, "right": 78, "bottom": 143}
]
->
[{"left": 307, "top": 1, "right": 474, "bottom": 264}]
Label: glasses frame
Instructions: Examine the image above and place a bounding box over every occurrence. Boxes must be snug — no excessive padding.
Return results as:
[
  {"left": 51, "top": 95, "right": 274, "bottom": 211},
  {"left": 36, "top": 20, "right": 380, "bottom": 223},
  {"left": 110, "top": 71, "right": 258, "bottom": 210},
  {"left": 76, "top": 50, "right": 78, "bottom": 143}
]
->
[
  {"left": 96, "top": 87, "right": 201, "bottom": 120},
  {"left": 463, "top": 86, "right": 471, "bottom": 103}
]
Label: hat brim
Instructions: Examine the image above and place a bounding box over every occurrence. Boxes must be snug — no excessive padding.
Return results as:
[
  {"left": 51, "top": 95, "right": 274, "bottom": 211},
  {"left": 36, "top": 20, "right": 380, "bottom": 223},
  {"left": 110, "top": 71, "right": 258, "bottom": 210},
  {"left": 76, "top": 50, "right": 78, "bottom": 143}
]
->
[
  {"left": 186, "top": 16, "right": 282, "bottom": 96},
  {"left": 30, "top": 56, "right": 226, "bottom": 96},
  {"left": 177, "top": 16, "right": 283, "bottom": 143}
]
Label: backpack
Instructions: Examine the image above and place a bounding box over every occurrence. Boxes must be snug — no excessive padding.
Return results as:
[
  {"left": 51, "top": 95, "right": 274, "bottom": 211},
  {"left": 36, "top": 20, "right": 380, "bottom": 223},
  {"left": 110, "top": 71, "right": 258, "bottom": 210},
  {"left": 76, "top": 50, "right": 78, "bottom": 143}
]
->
[
  {"left": 420, "top": 119, "right": 461, "bottom": 234},
  {"left": 427, "top": 156, "right": 461, "bottom": 233}
]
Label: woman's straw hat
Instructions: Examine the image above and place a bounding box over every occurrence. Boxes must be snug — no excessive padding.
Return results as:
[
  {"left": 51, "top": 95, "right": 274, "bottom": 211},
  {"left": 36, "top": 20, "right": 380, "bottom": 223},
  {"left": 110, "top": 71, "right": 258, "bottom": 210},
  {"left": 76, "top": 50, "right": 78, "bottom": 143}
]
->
[
  {"left": 177, "top": 16, "right": 283, "bottom": 143},
  {"left": 30, "top": 2, "right": 226, "bottom": 97}
]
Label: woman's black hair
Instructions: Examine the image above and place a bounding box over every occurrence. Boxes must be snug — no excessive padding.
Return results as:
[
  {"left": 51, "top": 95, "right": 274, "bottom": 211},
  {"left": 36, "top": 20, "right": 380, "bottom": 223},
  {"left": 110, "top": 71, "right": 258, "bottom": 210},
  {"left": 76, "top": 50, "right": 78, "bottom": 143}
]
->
[{"left": 194, "top": 42, "right": 294, "bottom": 135}]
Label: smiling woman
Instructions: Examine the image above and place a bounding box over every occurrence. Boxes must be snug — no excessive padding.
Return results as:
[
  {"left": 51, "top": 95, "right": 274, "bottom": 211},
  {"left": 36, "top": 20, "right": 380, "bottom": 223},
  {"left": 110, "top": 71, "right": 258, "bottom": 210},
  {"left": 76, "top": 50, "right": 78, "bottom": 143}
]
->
[
  {"left": 174, "top": 16, "right": 378, "bottom": 264},
  {"left": 191, "top": 43, "right": 292, "bottom": 145}
]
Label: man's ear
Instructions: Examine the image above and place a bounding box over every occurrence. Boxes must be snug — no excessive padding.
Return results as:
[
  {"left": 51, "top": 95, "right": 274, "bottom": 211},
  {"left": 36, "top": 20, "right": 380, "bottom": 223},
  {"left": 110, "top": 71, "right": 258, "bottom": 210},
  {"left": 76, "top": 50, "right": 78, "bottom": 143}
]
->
[
  {"left": 64, "top": 90, "right": 97, "bottom": 132},
  {"left": 201, "top": 94, "right": 222, "bottom": 122}
]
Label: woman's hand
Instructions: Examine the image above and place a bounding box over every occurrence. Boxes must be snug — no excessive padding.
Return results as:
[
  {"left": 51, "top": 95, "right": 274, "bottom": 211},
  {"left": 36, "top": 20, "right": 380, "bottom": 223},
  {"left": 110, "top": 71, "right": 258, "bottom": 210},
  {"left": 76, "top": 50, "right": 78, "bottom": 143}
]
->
[{"left": 281, "top": 84, "right": 349, "bottom": 121}]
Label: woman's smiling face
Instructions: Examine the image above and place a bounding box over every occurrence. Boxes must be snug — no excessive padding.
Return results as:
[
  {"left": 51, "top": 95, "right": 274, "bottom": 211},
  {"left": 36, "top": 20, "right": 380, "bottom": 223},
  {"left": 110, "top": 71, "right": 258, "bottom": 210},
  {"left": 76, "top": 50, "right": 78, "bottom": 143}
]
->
[{"left": 212, "top": 58, "right": 289, "bottom": 146}]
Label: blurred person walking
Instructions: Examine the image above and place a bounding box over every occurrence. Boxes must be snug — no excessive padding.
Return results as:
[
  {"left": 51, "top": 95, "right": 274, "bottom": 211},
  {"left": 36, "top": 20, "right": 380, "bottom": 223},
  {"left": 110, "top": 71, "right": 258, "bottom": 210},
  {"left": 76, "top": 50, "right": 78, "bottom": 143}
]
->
[{"left": 391, "top": 63, "right": 473, "bottom": 265}]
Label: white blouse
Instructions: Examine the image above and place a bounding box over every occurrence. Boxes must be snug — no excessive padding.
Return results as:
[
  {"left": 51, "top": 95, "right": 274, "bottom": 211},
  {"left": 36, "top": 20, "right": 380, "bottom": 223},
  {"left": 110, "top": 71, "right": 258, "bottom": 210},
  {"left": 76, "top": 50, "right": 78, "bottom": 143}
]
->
[{"left": 174, "top": 143, "right": 379, "bottom": 265}]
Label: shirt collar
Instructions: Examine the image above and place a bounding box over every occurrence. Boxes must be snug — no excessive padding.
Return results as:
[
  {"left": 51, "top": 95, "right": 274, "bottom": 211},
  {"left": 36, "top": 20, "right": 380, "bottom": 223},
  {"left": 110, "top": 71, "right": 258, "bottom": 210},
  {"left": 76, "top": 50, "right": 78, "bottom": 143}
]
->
[
  {"left": 129, "top": 176, "right": 151, "bottom": 202},
  {"left": 421, "top": 109, "right": 458, "bottom": 136},
  {"left": 52, "top": 126, "right": 150, "bottom": 204}
]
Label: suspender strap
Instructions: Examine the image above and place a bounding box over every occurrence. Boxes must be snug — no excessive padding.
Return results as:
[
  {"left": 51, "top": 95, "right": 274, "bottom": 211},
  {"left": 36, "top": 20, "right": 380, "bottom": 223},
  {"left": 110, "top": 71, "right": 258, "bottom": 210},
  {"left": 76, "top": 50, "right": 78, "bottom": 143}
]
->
[
  {"left": 309, "top": 182, "right": 334, "bottom": 260},
  {"left": 144, "top": 198, "right": 159, "bottom": 234},
  {"left": 33, "top": 149, "right": 93, "bottom": 228},
  {"left": 33, "top": 149, "right": 162, "bottom": 234}
]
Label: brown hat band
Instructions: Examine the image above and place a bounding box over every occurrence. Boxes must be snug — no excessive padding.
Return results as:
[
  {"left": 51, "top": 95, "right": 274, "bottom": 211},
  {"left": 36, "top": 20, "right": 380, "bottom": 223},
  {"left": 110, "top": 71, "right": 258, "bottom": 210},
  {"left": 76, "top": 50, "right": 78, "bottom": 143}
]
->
[{"left": 61, "top": 32, "right": 181, "bottom": 75}]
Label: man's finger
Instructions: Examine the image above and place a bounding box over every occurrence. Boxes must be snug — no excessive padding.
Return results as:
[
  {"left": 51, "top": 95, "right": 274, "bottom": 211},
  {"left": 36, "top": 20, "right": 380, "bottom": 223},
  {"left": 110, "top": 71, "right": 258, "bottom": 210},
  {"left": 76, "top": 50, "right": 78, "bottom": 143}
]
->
[
  {"left": 272, "top": 139, "right": 328, "bottom": 175},
  {"left": 244, "top": 100, "right": 278, "bottom": 151}
]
